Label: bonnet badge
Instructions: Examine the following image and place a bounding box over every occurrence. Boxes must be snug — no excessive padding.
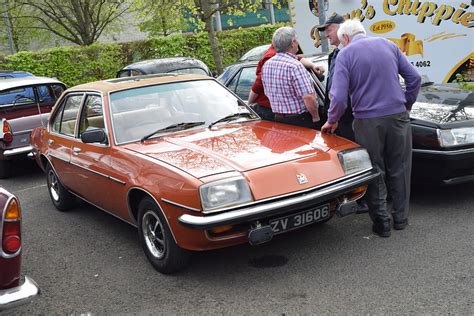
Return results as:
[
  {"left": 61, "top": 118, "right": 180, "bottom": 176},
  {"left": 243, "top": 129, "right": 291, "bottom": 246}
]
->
[{"left": 296, "top": 173, "right": 308, "bottom": 184}]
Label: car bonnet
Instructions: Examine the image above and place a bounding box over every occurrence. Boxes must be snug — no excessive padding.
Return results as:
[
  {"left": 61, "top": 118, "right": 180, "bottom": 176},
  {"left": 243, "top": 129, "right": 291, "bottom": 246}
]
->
[{"left": 122, "top": 121, "right": 352, "bottom": 179}]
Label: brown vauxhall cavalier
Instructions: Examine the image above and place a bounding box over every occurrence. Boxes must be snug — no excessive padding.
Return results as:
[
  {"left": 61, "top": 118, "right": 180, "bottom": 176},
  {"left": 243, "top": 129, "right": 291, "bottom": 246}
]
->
[{"left": 31, "top": 74, "right": 379, "bottom": 273}]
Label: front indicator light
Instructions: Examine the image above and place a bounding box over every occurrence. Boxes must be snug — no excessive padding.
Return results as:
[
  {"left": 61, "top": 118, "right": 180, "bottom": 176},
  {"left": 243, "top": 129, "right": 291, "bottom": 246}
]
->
[{"left": 210, "top": 226, "right": 233, "bottom": 234}]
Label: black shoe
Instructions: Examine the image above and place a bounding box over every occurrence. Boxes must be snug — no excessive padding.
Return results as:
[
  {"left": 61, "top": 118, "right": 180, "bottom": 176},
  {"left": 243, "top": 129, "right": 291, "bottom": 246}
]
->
[
  {"left": 372, "top": 221, "right": 391, "bottom": 237},
  {"left": 394, "top": 219, "right": 408, "bottom": 230},
  {"left": 355, "top": 200, "right": 369, "bottom": 214}
]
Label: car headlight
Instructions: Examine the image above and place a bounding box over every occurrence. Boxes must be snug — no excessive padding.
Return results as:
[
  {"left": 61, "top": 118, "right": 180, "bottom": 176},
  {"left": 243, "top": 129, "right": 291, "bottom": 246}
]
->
[
  {"left": 338, "top": 148, "right": 372, "bottom": 175},
  {"left": 200, "top": 176, "right": 253, "bottom": 212},
  {"left": 438, "top": 127, "right": 474, "bottom": 147}
]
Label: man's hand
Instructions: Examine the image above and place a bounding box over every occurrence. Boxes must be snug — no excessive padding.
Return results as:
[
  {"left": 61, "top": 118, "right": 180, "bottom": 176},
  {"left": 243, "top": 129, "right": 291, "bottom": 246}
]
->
[
  {"left": 321, "top": 121, "right": 338, "bottom": 133},
  {"left": 312, "top": 65, "right": 325, "bottom": 75}
]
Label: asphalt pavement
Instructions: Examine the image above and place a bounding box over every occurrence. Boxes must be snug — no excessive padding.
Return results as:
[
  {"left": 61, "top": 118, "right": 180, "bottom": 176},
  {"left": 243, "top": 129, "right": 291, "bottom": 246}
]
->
[{"left": 2, "top": 159, "right": 473, "bottom": 314}]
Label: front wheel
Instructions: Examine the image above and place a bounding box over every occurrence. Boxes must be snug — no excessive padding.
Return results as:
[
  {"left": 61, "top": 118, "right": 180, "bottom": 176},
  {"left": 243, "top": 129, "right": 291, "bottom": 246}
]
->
[
  {"left": 137, "top": 197, "right": 191, "bottom": 274},
  {"left": 46, "top": 164, "right": 75, "bottom": 211}
]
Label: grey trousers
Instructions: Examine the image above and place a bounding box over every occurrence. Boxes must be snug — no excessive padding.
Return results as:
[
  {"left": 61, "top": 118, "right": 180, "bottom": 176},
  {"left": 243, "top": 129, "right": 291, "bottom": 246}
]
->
[{"left": 353, "top": 111, "right": 412, "bottom": 224}]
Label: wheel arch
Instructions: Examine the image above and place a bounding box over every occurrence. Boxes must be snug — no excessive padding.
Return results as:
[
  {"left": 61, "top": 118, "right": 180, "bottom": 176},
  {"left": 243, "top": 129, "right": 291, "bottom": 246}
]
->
[{"left": 127, "top": 187, "right": 178, "bottom": 244}]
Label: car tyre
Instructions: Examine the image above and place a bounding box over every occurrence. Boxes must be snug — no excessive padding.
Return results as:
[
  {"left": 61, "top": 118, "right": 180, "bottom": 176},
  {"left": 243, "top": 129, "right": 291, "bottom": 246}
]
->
[
  {"left": 46, "top": 164, "right": 75, "bottom": 211},
  {"left": 138, "top": 197, "right": 191, "bottom": 274},
  {"left": 0, "top": 160, "right": 11, "bottom": 179}
]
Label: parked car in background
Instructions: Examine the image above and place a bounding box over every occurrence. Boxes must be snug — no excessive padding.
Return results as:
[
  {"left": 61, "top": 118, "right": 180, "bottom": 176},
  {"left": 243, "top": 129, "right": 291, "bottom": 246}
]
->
[
  {"left": 116, "top": 57, "right": 212, "bottom": 78},
  {"left": 0, "top": 77, "right": 66, "bottom": 178},
  {"left": 238, "top": 44, "right": 271, "bottom": 62},
  {"left": 0, "top": 187, "right": 40, "bottom": 311},
  {"left": 218, "top": 56, "right": 474, "bottom": 185},
  {"left": 0, "top": 71, "right": 34, "bottom": 80},
  {"left": 31, "top": 73, "right": 378, "bottom": 273}
]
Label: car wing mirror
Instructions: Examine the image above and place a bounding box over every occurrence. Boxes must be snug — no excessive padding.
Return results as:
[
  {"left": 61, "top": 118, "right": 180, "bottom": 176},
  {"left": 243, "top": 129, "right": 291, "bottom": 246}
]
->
[{"left": 81, "top": 129, "right": 108, "bottom": 145}]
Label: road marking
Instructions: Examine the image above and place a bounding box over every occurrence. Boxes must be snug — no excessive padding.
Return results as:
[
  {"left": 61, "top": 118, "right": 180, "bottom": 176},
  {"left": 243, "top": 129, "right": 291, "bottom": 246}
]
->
[{"left": 16, "top": 184, "right": 47, "bottom": 193}]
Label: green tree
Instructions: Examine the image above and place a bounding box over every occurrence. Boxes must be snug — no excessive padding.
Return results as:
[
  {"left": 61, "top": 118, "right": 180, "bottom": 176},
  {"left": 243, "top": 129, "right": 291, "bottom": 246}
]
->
[
  {"left": 13, "top": 0, "right": 133, "bottom": 46},
  {"left": 135, "top": 0, "right": 271, "bottom": 74},
  {"left": 1, "top": 0, "right": 51, "bottom": 52},
  {"left": 131, "top": 0, "right": 190, "bottom": 37}
]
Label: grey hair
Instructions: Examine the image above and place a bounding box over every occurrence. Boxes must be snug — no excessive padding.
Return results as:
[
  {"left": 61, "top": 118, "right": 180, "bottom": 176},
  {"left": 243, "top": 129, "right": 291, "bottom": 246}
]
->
[
  {"left": 337, "top": 19, "right": 366, "bottom": 42},
  {"left": 272, "top": 27, "right": 297, "bottom": 53}
]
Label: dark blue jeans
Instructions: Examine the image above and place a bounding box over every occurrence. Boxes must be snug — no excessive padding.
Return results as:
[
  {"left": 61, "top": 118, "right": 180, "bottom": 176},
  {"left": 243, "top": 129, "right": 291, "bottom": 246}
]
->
[
  {"left": 250, "top": 104, "right": 275, "bottom": 121},
  {"left": 274, "top": 112, "right": 320, "bottom": 130}
]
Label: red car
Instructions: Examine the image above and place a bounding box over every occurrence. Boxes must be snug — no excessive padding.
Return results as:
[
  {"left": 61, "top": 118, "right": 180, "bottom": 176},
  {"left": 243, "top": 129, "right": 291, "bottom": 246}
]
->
[
  {"left": 31, "top": 74, "right": 378, "bottom": 273},
  {"left": 0, "top": 187, "right": 39, "bottom": 311}
]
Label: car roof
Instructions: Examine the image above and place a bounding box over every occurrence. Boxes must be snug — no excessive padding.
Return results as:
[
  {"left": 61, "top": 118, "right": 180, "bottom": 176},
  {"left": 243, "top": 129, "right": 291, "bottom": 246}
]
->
[
  {"left": 0, "top": 70, "right": 34, "bottom": 78},
  {"left": 0, "top": 76, "right": 64, "bottom": 90},
  {"left": 68, "top": 73, "right": 211, "bottom": 94},
  {"left": 121, "top": 57, "right": 210, "bottom": 75}
]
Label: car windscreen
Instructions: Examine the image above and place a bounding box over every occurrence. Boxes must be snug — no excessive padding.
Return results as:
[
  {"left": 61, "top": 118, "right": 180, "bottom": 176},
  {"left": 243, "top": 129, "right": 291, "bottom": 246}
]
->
[{"left": 110, "top": 79, "right": 254, "bottom": 144}]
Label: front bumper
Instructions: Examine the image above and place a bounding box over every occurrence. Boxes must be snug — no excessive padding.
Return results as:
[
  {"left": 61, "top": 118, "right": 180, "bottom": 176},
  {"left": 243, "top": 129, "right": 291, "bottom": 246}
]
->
[
  {"left": 179, "top": 168, "right": 379, "bottom": 229},
  {"left": 0, "top": 276, "right": 40, "bottom": 311},
  {"left": 412, "top": 147, "right": 474, "bottom": 185}
]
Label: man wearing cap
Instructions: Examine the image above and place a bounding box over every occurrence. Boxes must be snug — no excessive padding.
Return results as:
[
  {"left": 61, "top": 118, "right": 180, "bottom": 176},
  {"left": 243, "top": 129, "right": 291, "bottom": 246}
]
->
[
  {"left": 317, "top": 13, "right": 355, "bottom": 141},
  {"left": 319, "top": 13, "right": 369, "bottom": 214}
]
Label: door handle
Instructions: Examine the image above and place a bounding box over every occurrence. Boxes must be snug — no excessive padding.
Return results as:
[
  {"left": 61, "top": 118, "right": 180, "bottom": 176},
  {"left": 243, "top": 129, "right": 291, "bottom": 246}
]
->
[
  {"left": 48, "top": 139, "right": 54, "bottom": 145},
  {"left": 72, "top": 147, "right": 81, "bottom": 153}
]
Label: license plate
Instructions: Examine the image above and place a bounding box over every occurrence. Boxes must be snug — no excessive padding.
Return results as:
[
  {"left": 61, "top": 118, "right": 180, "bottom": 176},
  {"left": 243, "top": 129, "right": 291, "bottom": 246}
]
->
[{"left": 269, "top": 204, "right": 330, "bottom": 234}]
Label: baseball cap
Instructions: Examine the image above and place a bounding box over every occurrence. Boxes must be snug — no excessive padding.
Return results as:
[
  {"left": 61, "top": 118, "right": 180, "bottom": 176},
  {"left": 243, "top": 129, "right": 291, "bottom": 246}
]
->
[{"left": 316, "top": 13, "right": 345, "bottom": 31}]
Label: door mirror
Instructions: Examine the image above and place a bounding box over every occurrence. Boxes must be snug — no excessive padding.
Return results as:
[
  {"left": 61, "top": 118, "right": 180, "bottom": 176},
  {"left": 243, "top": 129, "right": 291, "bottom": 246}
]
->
[{"left": 81, "top": 129, "right": 107, "bottom": 144}]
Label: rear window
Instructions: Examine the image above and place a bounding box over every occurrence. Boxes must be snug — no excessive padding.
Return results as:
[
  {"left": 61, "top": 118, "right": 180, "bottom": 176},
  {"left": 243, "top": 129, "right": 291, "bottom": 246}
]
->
[{"left": 0, "top": 86, "right": 35, "bottom": 106}]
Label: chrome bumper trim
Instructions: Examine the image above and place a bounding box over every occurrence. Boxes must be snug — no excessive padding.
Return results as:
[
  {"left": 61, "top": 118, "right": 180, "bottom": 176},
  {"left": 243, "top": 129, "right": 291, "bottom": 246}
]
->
[
  {"left": 412, "top": 147, "right": 474, "bottom": 156},
  {"left": 0, "top": 276, "right": 40, "bottom": 311},
  {"left": 3, "top": 145, "right": 33, "bottom": 157},
  {"left": 178, "top": 169, "right": 379, "bottom": 229}
]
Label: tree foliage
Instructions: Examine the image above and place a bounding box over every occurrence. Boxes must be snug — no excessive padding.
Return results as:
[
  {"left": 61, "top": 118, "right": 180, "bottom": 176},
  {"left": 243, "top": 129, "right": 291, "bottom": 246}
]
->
[
  {"left": 131, "top": 0, "right": 191, "bottom": 37},
  {"left": 12, "top": 0, "right": 132, "bottom": 46},
  {"left": 0, "top": 0, "right": 51, "bottom": 52},
  {"left": 136, "top": 0, "right": 273, "bottom": 74}
]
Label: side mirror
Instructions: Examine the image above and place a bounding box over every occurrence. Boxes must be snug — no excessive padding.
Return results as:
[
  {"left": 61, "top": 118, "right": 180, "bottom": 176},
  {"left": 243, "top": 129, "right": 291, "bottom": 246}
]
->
[{"left": 81, "top": 129, "right": 107, "bottom": 144}]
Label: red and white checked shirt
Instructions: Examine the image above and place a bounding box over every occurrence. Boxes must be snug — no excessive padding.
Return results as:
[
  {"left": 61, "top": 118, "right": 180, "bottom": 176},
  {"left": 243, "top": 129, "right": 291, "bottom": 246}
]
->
[{"left": 262, "top": 52, "right": 315, "bottom": 114}]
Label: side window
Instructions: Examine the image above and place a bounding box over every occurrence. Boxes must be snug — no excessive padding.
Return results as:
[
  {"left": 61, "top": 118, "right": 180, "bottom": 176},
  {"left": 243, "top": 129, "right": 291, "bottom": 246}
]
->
[
  {"left": 36, "top": 85, "right": 54, "bottom": 103},
  {"left": 79, "top": 95, "right": 105, "bottom": 138},
  {"left": 0, "top": 86, "right": 35, "bottom": 106},
  {"left": 50, "top": 84, "right": 65, "bottom": 99},
  {"left": 51, "top": 94, "right": 83, "bottom": 136},
  {"left": 234, "top": 67, "right": 257, "bottom": 100},
  {"left": 226, "top": 71, "right": 240, "bottom": 94}
]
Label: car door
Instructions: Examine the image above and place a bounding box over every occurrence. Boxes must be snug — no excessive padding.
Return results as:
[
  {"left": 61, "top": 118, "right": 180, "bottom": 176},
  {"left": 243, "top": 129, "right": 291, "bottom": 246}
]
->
[
  {"left": 226, "top": 66, "right": 257, "bottom": 101},
  {"left": 46, "top": 93, "right": 84, "bottom": 190},
  {"left": 0, "top": 85, "right": 37, "bottom": 119},
  {"left": 68, "top": 93, "right": 128, "bottom": 216}
]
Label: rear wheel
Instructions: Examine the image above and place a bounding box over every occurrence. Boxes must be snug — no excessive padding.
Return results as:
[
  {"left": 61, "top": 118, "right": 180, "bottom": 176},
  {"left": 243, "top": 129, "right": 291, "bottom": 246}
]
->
[
  {"left": 0, "top": 160, "right": 11, "bottom": 179},
  {"left": 46, "top": 164, "right": 75, "bottom": 211},
  {"left": 137, "top": 197, "right": 191, "bottom": 274}
]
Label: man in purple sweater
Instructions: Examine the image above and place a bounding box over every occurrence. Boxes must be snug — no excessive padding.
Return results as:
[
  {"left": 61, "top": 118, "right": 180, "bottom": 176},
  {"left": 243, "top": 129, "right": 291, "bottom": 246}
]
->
[{"left": 321, "top": 19, "right": 421, "bottom": 237}]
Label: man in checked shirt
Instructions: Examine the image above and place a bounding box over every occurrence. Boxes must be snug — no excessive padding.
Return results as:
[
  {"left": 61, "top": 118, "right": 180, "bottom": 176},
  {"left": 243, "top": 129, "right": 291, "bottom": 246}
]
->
[{"left": 262, "top": 26, "right": 321, "bottom": 129}]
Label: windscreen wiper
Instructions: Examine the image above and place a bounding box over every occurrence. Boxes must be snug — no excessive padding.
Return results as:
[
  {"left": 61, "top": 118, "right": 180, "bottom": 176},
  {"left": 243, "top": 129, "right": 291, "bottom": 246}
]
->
[
  {"left": 141, "top": 121, "right": 205, "bottom": 142},
  {"left": 208, "top": 112, "right": 255, "bottom": 129}
]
